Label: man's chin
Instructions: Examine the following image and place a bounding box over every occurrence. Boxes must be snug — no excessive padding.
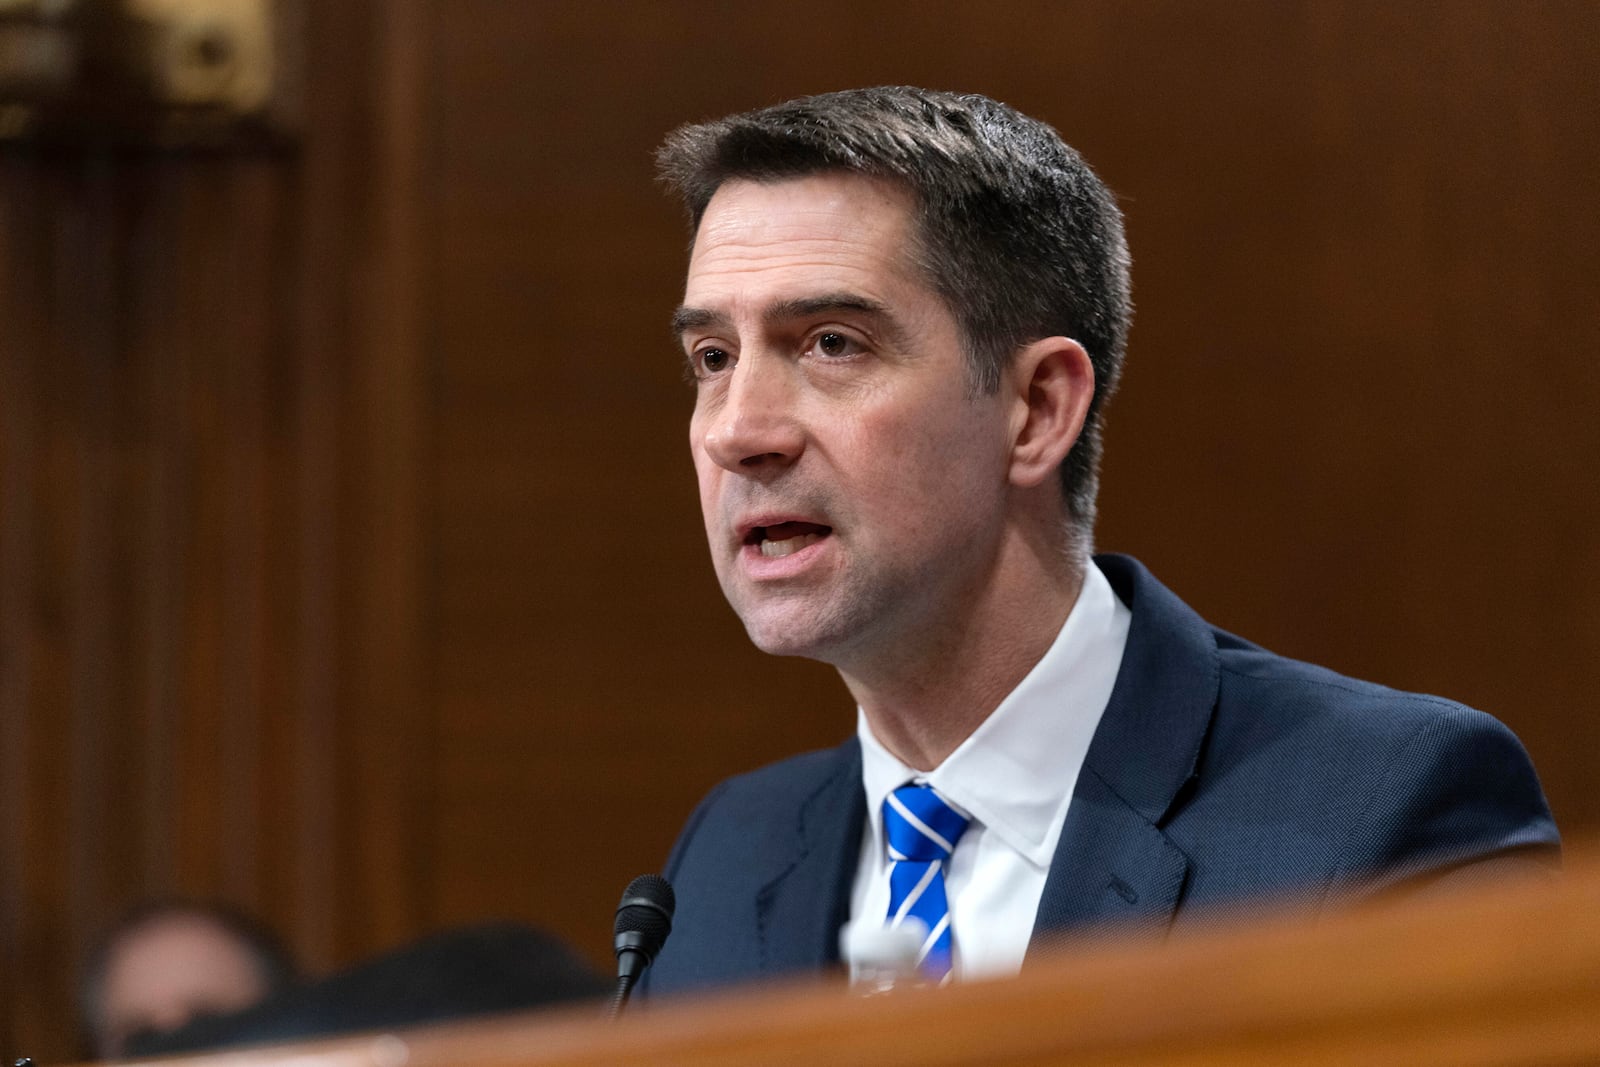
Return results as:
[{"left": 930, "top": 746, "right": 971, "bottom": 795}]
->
[
  {"left": 742, "top": 623, "right": 828, "bottom": 661},
  {"left": 736, "top": 607, "right": 845, "bottom": 662}
]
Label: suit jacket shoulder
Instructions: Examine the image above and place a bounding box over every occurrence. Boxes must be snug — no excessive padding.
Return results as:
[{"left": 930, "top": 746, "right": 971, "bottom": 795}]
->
[
  {"left": 1035, "top": 555, "right": 1561, "bottom": 952},
  {"left": 1193, "top": 634, "right": 1559, "bottom": 905}
]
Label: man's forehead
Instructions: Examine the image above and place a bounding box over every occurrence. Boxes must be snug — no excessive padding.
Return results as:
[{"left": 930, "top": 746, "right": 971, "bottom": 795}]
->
[
  {"left": 691, "top": 175, "right": 914, "bottom": 260},
  {"left": 681, "top": 175, "right": 925, "bottom": 319}
]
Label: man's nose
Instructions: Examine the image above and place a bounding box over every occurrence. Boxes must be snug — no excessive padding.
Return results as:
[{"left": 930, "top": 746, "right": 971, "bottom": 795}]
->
[{"left": 699, "top": 356, "right": 804, "bottom": 474}]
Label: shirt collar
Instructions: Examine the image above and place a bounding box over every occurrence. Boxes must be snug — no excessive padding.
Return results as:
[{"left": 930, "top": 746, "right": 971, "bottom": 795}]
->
[{"left": 858, "top": 562, "right": 1130, "bottom": 867}]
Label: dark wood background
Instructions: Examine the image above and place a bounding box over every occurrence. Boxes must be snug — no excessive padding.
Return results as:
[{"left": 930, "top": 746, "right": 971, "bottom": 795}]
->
[{"left": 3, "top": 2, "right": 1596, "bottom": 1059}]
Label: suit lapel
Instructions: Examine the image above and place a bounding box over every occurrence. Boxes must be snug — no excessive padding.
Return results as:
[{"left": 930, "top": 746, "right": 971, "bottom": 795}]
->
[
  {"left": 1029, "top": 555, "right": 1219, "bottom": 955},
  {"left": 753, "top": 740, "right": 866, "bottom": 973}
]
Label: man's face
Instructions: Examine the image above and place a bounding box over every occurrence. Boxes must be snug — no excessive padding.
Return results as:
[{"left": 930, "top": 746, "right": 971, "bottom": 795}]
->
[{"left": 679, "top": 174, "right": 1016, "bottom": 671}]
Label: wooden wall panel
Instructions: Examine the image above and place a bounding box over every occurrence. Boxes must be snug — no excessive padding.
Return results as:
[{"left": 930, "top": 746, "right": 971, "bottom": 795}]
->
[
  {"left": 0, "top": 154, "right": 330, "bottom": 1059},
  {"left": 0, "top": 0, "right": 435, "bottom": 1058}
]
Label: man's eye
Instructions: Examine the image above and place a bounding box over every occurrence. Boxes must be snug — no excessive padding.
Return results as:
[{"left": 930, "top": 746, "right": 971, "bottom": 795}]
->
[
  {"left": 814, "top": 332, "right": 858, "bottom": 358},
  {"left": 697, "top": 347, "right": 732, "bottom": 374}
]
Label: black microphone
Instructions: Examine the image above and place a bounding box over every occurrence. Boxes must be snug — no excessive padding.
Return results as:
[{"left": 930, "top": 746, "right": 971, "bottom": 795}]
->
[{"left": 608, "top": 874, "right": 675, "bottom": 1019}]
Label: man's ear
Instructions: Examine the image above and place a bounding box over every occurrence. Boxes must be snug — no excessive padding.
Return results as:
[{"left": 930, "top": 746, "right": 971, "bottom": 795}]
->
[{"left": 1005, "top": 337, "right": 1095, "bottom": 490}]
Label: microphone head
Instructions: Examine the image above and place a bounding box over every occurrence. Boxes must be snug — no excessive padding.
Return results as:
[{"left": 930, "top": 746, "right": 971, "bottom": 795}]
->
[{"left": 613, "top": 875, "right": 675, "bottom": 964}]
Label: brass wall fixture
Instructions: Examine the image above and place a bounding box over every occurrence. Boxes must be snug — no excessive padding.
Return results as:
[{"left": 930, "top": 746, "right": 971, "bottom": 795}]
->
[{"left": 0, "top": 0, "right": 291, "bottom": 146}]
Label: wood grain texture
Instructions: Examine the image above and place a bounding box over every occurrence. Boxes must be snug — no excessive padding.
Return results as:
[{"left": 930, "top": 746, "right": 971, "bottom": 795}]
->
[{"left": 0, "top": 0, "right": 434, "bottom": 1057}]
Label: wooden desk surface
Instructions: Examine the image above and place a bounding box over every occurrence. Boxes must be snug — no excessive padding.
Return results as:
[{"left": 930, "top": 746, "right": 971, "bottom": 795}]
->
[{"left": 116, "top": 843, "right": 1600, "bottom": 1067}]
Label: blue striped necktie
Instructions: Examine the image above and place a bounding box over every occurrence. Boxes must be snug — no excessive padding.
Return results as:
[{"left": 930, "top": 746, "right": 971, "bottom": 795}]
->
[{"left": 882, "top": 782, "right": 971, "bottom": 982}]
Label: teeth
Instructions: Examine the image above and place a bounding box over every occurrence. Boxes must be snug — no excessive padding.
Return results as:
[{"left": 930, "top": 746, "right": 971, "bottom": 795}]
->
[{"left": 759, "top": 532, "right": 823, "bottom": 558}]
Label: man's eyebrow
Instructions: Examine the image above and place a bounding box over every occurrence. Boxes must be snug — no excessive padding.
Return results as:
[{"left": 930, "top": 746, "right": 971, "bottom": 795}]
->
[
  {"left": 672, "top": 305, "right": 727, "bottom": 337},
  {"left": 765, "top": 293, "right": 892, "bottom": 324},
  {"left": 672, "top": 293, "right": 899, "bottom": 339}
]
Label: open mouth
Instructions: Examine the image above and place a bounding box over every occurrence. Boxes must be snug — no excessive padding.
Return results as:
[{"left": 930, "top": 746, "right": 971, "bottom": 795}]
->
[{"left": 746, "top": 521, "right": 832, "bottom": 559}]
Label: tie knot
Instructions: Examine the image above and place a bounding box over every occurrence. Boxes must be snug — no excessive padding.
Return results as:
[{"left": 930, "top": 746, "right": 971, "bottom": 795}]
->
[{"left": 883, "top": 783, "right": 969, "bottom": 862}]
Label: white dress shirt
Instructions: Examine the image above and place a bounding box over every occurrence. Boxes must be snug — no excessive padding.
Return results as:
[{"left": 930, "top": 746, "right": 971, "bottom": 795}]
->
[{"left": 848, "top": 562, "right": 1132, "bottom": 981}]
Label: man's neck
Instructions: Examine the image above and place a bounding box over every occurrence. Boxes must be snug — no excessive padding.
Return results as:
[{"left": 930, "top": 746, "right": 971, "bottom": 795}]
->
[{"left": 842, "top": 546, "right": 1088, "bottom": 772}]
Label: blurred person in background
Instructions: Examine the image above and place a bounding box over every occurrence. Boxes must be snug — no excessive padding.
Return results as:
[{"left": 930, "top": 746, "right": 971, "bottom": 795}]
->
[
  {"left": 78, "top": 899, "right": 298, "bottom": 1059},
  {"left": 118, "top": 920, "right": 610, "bottom": 1058}
]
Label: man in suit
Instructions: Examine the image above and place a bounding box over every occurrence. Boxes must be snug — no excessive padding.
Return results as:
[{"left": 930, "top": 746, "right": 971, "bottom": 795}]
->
[{"left": 647, "top": 86, "right": 1558, "bottom": 996}]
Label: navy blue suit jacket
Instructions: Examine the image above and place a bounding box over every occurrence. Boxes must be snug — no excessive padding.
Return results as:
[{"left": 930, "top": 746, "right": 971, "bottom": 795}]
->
[{"left": 646, "top": 555, "right": 1560, "bottom": 997}]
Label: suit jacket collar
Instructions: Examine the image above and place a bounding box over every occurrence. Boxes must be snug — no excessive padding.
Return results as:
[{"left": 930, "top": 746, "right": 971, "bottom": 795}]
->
[
  {"left": 752, "top": 739, "right": 865, "bottom": 973},
  {"left": 1030, "top": 554, "right": 1218, "bottom": 954}
]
